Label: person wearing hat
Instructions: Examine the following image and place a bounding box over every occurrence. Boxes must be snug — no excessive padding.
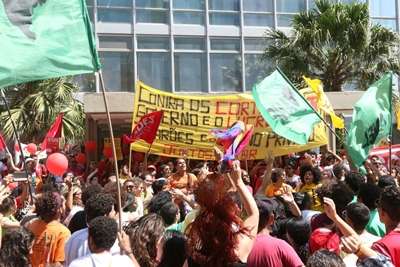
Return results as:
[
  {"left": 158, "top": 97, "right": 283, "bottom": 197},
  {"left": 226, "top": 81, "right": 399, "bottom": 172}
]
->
[{"left": 247, "top": 195, "right": 303, "bottom": 267}]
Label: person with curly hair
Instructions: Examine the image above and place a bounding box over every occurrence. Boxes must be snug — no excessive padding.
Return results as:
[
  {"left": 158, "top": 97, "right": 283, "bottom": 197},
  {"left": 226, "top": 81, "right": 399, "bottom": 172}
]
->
[
  {"left": 0, "top": 227, "right": 34, "bottom": 267},
  {"left": 298, "top": 164, "right": 322, "bottom": 211},
  {"left": 125, "top": 213, "right": 165, "bottom": 267},
  {"left": 26, "top": 191, "right": 70, "bottom": 267},
  {"left": 69, "top": 216, "right": 137, "bottom": 267},
  {"left": 185, "top": 160, "right": 259, "bottom": 267}
]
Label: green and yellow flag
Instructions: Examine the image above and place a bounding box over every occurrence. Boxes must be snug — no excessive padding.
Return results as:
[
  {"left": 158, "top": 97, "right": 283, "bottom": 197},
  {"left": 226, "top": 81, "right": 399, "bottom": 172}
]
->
[
  {"left": 345, "top": 73, "right": 393, "bottom": 167},
  {"left": 0, "top": 0, "right": 100, "bottom": 88}
]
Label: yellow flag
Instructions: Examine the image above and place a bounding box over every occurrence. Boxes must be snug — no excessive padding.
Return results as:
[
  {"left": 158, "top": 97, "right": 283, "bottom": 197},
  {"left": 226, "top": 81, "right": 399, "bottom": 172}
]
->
[{"left": 303, "top": 76, "right": 345, "bottom": 129}]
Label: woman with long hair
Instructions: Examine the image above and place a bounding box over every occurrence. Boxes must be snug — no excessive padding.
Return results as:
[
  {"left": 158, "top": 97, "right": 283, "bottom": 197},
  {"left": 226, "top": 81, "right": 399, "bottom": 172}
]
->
[
  {"left": 0, "top": 227, "right": 34, "bottom": 267},
  {"left": 185, "top": 160, "right": 259, "bottom": 267}
]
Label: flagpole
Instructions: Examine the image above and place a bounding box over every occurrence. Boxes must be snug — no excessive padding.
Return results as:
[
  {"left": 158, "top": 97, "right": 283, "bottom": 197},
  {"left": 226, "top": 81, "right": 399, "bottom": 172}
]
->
[
  {"left": 144, "top": 143, "right": 153, "bottom": 168},
  {"left": 276, "top": 67, "right": 342, "bottom": 141},
  {"left": 128, "top": 147, "right": 132, "bottom": 177},
  {"left": 0, "top": 89, "right": 34, "bottom": 203},
  {"left": 98, "top": 72, "right": 123, "bottom": 232}
]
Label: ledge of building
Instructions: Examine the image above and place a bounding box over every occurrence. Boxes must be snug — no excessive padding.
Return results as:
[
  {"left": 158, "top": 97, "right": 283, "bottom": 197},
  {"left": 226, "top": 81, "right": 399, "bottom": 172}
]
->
[
  {"left": 325, "top": 91, "right": 364, "bottom": 112},
  {"left": 83, "top": 92, "right": 134, "bottom": 113}
]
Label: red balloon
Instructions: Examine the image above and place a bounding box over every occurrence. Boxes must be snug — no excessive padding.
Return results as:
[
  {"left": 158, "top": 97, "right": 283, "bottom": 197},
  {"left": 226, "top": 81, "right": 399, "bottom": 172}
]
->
[
  {"left": 103, "top": 147, "right": 113, "bottom": 158},
  {"left": 75, "top": 153, "right": 86, "bottom": 164},
  {"left": 85, "top": 141, "right": 97, "bottom": 152},
  {"left": 46, "top": 153, "right": 68, "bottom": 176},
  {"left": 26, "top": 143, "right": 37, "bottom": 155},
  {"left": 132, "top": 152, "right": 145, "bottom": 162}
]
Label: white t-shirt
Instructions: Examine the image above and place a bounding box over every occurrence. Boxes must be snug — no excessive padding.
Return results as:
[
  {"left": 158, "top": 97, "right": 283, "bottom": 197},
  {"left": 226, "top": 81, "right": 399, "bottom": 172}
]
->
[
  {"left": 64, "top": 228, "right": 121, "bottom": 266},
  {"left": 69, "top": 251, "right": 134, "bottom": 267}
]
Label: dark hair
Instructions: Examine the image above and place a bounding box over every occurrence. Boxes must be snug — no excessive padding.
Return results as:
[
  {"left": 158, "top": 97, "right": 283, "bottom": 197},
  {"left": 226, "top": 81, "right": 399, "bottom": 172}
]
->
[
  {"left": 158, "top": 230, "right": 187, "bottom": 267},
  {"left": 306, "top": 250, "right": 345, "bottom": 267},
  {"left": 378, "top": 175, "right": 397, "bottom": 189},
  {"left": 148, "top": 191, "right": 173, "bottom": 214},
  {"left": 271, "top": 168, "right": 284, "bottom": 183},
  {"left": 345, "top": 202, "right": 370, "bottom": 233},
  {"left": 85, "top": 193, "right": 115, "bottom": 223},
  {"left": 152, "top": 179, "right": 166, "bottom": 195},
  {"left": 104, "top": 182, "right": 127, "bottom": 213},
  {"left": 294, "top": 192, "right": 312, "bottom": 210},
  {"left": 378, "top": 185, "right": 400, "bottom": 222},
  {"left": 126, "top": 213, "right": 165, "bottom": 267},
  {"left": 286, "top": 218, "right": 310, "bottom": 263},
  {"left": 254, "top": 195, "right": 274, "bottom": 231},
  {"left": 88, "top": 216, "right": 118, "bottom": 251},
  {"left": 0, "top": 228, "right": 34, "bottom": 267},
  {"left": 35, "top": 192, "right": 62, "bottom": 222},
  {"left": 332, "top": 163, "right": 347, "bottom": 180},
  {"left": 159, "top": 202, "right": 179, "bottom": 226},
  {"left": 0, "top": 197, "right": 15, "bottom": 215},
  {"left": 82, "top": 184, "right": 104, "bottom": 205},
  {"left": 300, "top": 164, "right": 321, "bottom": 184},
  {"left": 345, "top": 172, "right": 365, "bottom": 194},
  {"left": 317, "top": 181, "right": 354, "bottom": 216},
  {"left": 358, "top": 183, "right": 382, "bottom": 210}
]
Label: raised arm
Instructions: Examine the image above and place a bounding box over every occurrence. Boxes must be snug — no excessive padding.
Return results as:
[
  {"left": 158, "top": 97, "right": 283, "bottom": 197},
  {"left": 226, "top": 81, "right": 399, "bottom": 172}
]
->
[{"left": 256, "top": 154, "right": 274, "bottom": 195}]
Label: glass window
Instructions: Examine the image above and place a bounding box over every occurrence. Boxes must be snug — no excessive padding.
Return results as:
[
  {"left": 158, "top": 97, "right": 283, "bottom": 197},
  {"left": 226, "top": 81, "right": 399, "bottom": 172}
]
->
[
  {"left": 137, "top": 36, "right": 169, "bottom": 49},
  {"left": 277, "top": 14, "right": 295, "bottom": 27},
  {"left": 137, "top": 52, "right": 171, "bottom": 91},
  {"left": 98, "top": 9, "right": 132, "bottom": 23},
  {"left": 175, "top": 37, "right": 205, "bottom": 50},
  {"left": 175, "top": 53, "right": 207, "bottom": 92},
  {"left": 173, "top": 11, "right": 204, "bottom": 25},
  {"left": 73, "top": 74, "right": 96, "bottom": 92},
  {"left": 210, "top": 54, "right": 242, "bottom": 92},
  {"left": 99, "top": 52, "right": 134, "bottom": 92},
  {"left": 243, "top": 0, "right": 273, "bottom": 12},
  {"left": 341, "top": 0, "right": 366, "bottom": 4},
  {"left": 136, "top": 10, "right": 169, "bottom": 23},
  {"left": 174, "top": 0, "right": 205, "bottom": 10},
  {"left": 370, "top": 0, "right": 396, "bottom": 17},
  {"left": 97, "top": 0, "right": 132, "bottom": 7},
  {"left": 276, "top": 0, "right": 306, "bottom": 13},
  {"left": 209, "top": 13, "right": 239, "bottom": 26},
  {"left": 245, "top": 38, "right": 266, "bottom": 51},
  {"left": 136, "top": 0, "right": 169, "bottom": 8},
  {"left": 245, "top": 54, "right": 271, "bottom": 90},
  {"left": 211, "top": 38, "right": 240, "bottom": 51},
  {"left": 244, "top": 14, "right": 273, "bottom": 27},
  {"left": 209, "top": 0, "right": 239, "bottom": 11},
  {"left": 86, "top": 0, "right": 94, "bottom": 6},
  {"left": 372, "top": 19, "right": 397, "bottom": 31},
  {"left": 87, "top": 6, "right": 94, "bottom": 22},
  {"left": 99, "top": 36, "right": 132, "bottom": 49}
]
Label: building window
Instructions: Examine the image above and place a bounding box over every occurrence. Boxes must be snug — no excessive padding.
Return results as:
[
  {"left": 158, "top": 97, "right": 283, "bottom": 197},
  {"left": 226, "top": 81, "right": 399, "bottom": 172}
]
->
[
  {"left": 372, "top": 19, "right": 397, "bottom": 31},
  {"left": 99, "top": 52, "right": 134, "bottom": 92},
  {"left": 86, "top": 0, "right": 94, "bottom": 23},
  {"left": 137, "top": 36, "right": 171, "bottom": 91},
  {"left": 210, "top": 38, "right": 242, "bottom": 92},
  {"left": 209, "top": 0, "right": 240, "bottom": 26},
  {"left": 73, "top": 74, "right": 96, "bottom": 92},
  {"left": 244, "top": 38, "right": 271, "bottom": 91},
  {"left": 98, "top": 36, "right": 132, "bottom": 49},
  {"left": 276, "top": 0, "right": 306, "bottom": 27},
  {"left": 97, "top": 0, "right": 132, "bottom": 23},
  {"left": 173, "top": 0, "right": 205, "bottom": 25},
  {"left": 174, "top": 37, "right": 207, "bottom": 92},
  {"left": 243, "top": 0, "right": 273, "bottom": 27},
  {"left": 136, "top": 0, "right": 169, "bottom": 24},
  {"left": 370, "top": 0, "right": 396, "bottom": 17}
]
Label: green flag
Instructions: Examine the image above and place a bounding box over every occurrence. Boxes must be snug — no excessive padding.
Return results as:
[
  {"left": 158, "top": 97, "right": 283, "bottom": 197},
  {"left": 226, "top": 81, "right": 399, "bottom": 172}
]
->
[
  {"left": 345, "top": 73, "right": 393, "bottom": 167},
  {"left": 252, "top": 69, "right": 321, "bottom": 145},
  {"left": 0, "top": 0, "right": 100, "bottom": 88}
]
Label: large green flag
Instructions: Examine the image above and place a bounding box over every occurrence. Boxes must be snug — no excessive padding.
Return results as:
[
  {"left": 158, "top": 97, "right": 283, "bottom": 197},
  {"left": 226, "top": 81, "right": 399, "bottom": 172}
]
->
[
  {"left": 252, "top": 69, "right": 321, "bottom": 145},
  {"left": 345, "top": 73, "right": 393, "bottom": 167},
  {"left": 0, "top": 0, "right": 100, "bottom": 88}
]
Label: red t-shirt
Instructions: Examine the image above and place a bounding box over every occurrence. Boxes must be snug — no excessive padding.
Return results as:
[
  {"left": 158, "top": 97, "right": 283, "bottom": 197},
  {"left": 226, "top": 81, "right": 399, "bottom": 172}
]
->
[
  {"left": 372, "top": 229, "right": 400, "bottom": 266},
  {"left": 247, "top": 234, "right": 304, "bottom": 267}
]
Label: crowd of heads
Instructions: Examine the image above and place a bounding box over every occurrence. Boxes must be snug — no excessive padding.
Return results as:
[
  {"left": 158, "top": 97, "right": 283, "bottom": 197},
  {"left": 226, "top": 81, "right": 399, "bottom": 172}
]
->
[{"left": 0, "top": 148, "right": 399, "bottom": 267}]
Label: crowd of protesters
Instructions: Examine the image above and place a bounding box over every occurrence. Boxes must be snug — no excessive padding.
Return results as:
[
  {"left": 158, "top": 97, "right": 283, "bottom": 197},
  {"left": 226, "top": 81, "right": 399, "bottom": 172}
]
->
[{"left": 0, "top": 146, "right": 399, "bottom": 267}]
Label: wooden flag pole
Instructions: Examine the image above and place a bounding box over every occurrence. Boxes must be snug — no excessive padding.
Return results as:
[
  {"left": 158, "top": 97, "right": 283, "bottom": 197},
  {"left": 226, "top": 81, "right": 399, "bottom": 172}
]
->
[
  {"left": 144, "top": 143, "right": 153, "bottom": 168},
  {"left": 0, "top": 89, "right": 34, "bottom": 203},
  {"left": 98, "top": 72, "right": 123, "bottom": 232},
  {"left": 128, "top": 147, "right": 132, "bottom": 177}
]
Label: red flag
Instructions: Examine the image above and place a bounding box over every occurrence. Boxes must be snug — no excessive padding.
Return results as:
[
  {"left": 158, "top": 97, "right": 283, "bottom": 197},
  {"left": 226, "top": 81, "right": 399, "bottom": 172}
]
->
[
  {"left": 123, "top": 111, "right": 163, "bottom": 145},
  {"left": 41, "top": 113, "right": 64, "bottom": 150},
  {"left": 0, "top": 133, "right": 7, "bottom": 152}
]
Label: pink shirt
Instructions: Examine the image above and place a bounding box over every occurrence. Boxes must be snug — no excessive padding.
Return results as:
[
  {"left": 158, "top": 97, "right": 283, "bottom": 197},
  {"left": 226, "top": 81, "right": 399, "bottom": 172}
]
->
[{"left": 247, "top": 234, "right": 304, "bottom": 267}]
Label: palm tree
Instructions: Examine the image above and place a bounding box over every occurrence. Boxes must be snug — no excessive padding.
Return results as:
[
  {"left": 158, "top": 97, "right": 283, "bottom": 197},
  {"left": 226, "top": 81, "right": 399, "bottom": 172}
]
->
[
  {"left": 264, "top": 0, "right": 400, "bottom": 91},
  {"left": 0, "top": 78, "right": 85, "bottom": 144}
]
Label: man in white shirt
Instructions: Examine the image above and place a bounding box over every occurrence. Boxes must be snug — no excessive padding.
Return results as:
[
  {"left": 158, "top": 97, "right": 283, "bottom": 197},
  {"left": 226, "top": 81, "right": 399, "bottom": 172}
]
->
[
  {"left": 64, "top": 193, "right": 119, "bottom": 266},
  {"left": 69, "top": 216, "right": 135, "bottom": 267}
]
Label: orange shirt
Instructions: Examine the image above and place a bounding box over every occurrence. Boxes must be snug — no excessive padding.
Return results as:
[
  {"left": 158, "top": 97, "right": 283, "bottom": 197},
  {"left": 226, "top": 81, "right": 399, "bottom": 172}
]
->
[
  {"left": 27, "top": 219, "right": 71, "bottom": 267},
  {"left": 265, "top": 183, "right": 291, "bottom": 198},
  {"left": 168, "top": 172, "right": 197, "bottom": 191}
]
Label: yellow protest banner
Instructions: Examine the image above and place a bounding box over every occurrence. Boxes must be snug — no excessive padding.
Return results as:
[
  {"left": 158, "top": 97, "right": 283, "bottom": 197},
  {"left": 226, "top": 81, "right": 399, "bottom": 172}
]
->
[
  {"left": 131, "top": 82, "right": 328, "bottom": 160},
  {"left": 104, "top": 138, "right": 123, "bottom": 161}
]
